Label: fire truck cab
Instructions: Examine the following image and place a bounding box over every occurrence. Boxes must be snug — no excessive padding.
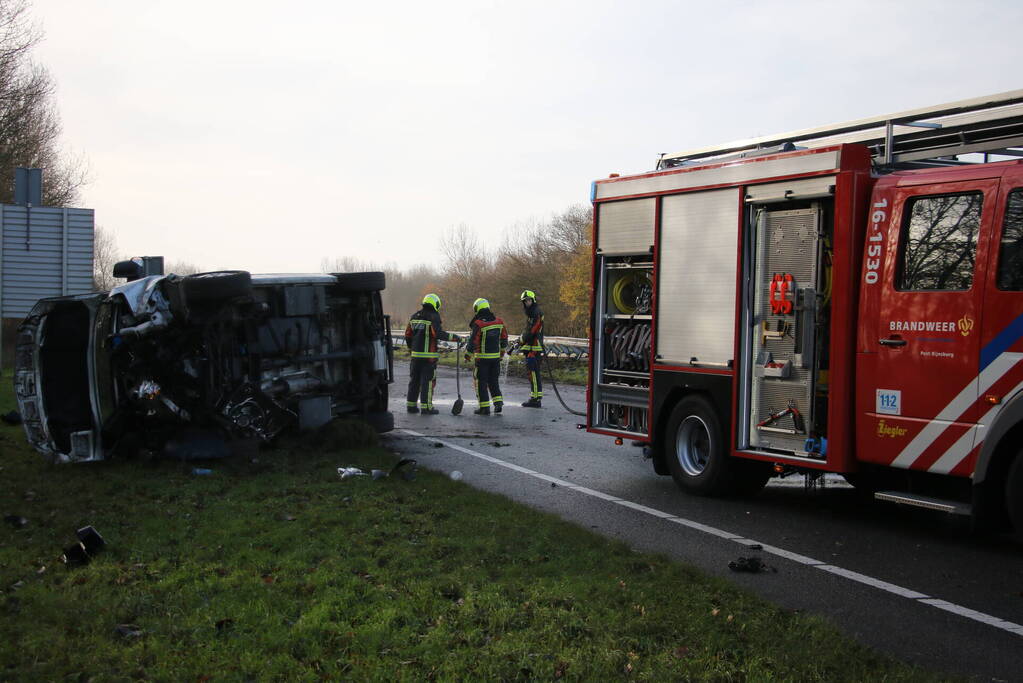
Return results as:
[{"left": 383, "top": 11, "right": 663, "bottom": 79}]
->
[{"left": 587, "top": 90, "right": 1023, "bottom": 533}]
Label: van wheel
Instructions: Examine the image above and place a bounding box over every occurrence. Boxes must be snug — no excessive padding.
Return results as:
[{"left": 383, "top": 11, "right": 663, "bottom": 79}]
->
[
  {"left": 332, "top": 271, "right": 386, "bottom": 292},
  {"left": 1007, "top": 453, "right": 1023, "bottom": 539},
  {"left": 182, "top": 270, "right": 252, "bottom": 303},
  {"left": 666, "top": 396, "right": 731, "bottom": 495}
]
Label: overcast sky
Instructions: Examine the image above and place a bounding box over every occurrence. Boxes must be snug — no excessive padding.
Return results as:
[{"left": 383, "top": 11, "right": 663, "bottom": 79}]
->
[{"left": 32, "top": 0, "right": 1023, "bottom": 274}]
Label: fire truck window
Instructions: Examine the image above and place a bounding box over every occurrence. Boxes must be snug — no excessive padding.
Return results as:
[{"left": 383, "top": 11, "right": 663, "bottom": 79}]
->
[
  {"left": 897, "top": 191, "right": 982, "bottom": 291},
  {"left": 996, "top": 189, "right": 1023, "bottom": 291}
]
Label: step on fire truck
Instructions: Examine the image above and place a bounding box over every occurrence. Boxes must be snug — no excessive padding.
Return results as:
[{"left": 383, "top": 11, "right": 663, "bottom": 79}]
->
[{"left": 587, "top": 90, "right": 1023, "bottom": 533}]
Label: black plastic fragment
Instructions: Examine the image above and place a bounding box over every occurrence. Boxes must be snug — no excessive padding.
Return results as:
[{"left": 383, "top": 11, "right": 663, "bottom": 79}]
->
[
  {"left": 3, "top": 515, "right": 28, "bottom": 529},
  {"left": 728, "top": 556, "right": 775, "bottom": 573},
  {"left": 62, "top": 543, "right": 90, "bottom": 567},
  {"left": 76, "top": 526, "right": 106, "bottom": 555}
]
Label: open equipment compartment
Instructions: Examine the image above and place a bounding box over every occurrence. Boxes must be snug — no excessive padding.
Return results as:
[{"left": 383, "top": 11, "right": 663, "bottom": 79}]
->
[
  {"left": 593, "top": 254, "right": 653, "bottom": 435},
  {"left": 590, "top": 197, "right": 656, "bottom": 437},
  {"left": 739, "top": 195, "right": 834, "bottom": 460}
]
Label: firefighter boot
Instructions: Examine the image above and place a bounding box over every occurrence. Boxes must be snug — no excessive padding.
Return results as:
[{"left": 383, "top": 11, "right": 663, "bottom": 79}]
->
[
  {"left": 521, "top": 398, "right": 542, "bottom": 408},
  {"left": 474, "top": 407, "right": 490, "bottom": 416},
  {"left": 493, "top": 401, "right": 503, "bottom": 414},
  {"left": 407, "top": 406, "right": 420, "bottom": 414},
  {"left": 421, "top": 407, "right": 439, "bottom": 415}
]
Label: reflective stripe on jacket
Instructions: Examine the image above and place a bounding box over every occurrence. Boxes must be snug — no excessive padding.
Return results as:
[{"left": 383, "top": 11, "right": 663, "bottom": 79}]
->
[
  {"left": 466, "top": 312, "right": 508, "bottom": 359},
  {"left": 520, "top": 302, "right": 544, "bottom": 352},
  {"left": 405, "top": 307, "right": 454, "bottom": 359}
]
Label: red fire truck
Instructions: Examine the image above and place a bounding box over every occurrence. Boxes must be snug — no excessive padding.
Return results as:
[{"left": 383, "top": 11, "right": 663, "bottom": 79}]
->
[{"left": 587, "top": 90, "right": 1023, "bottom": 533}]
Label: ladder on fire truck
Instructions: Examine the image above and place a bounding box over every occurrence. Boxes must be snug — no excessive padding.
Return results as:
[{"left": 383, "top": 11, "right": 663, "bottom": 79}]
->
[{"left": 657, "top": 89, "right": 1023, "bottom": 171}]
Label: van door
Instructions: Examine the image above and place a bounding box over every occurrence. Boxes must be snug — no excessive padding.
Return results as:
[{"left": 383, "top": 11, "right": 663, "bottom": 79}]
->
[{"left": 859, "top": 178, "right": 998, "bottom": 472}]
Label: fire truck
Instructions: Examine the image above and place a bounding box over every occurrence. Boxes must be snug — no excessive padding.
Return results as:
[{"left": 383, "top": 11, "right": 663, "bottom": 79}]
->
[{"left": 586, "top": 90, "right": 1023, "bottom": 533}]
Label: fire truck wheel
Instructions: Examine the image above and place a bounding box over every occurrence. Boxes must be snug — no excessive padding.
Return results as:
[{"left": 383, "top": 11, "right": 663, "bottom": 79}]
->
[
  {"left": 666, "top": 395, "right": 734, "bottom": 496},
  {"left": 1007, "top": 454, "right": 1023, "bottom": 536}
]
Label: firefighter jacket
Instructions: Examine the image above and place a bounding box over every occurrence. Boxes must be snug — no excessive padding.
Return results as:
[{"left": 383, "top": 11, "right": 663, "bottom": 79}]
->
[
  {"left": 466, "top": 310, "right": 508, "bottom": 359},
  {"left": 520, "top": 301, "right": 544, "bottom": 352},
  {"left": 405, "top": 306, "right": 456, "bottom": 359}
]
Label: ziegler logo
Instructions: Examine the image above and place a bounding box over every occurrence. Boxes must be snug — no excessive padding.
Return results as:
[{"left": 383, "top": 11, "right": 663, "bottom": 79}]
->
[
  {"left": 958, "top": 315, "right": 974, "bottom": 337},
  {"left": 877, "top": 419, "right": 908, "bottom": 438}
]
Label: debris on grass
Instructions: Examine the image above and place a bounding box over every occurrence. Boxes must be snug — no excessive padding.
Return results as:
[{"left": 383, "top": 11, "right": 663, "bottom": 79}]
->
[
  {"left": 337, "top": 467, "right": 367, "bottom": 480},
  {"left": 62, "top": 543, "right": 90, "bottom": 567},
  {"left": 114, "top": 624, "right": 143, "bottom": 639},
  {"left": 728, "top": 556, "right": 776, "bottom": 573},
  {"left": 191, "top": 468, "right": 213, "bottom": 476},
  {"left": 3, "top": 515, "right": 28, "bottom": 529},
  {"left": 77, "top": 526, "right": 106, "bottom": 555},
  {"left": 60, "top": 526, "right": 106, "bottom": 567},
  {"left": 449, "top": 471, "right": 463, "bottom": 481},
  {"left": 390, "top": 458, "right": 417, "bottom": 480}
]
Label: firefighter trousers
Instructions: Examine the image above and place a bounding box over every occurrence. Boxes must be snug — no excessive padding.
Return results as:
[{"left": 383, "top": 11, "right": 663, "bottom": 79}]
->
[
  {"left": 473, "top": 358, "right": 503, "bottom": 409},
  {"left": 406, "top": 358, "right": 437, "bottom": 409},
  {"left": 524, "top": 353, "right": 543, "bottom": 399}
]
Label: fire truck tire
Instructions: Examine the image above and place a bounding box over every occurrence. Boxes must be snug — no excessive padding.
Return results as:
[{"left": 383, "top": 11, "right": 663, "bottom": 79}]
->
[
  {"left": 332, "top": 271, "right": 386, "bottom": 292},
  {"left": 666, "top": 395, "right": 738, "bottom": 496},
  {"left": 1007, "top": 454, "right": 1023, "bottom": 536},
  {"left": 182, "top": 270, "right": 252, "bottom": 303}
]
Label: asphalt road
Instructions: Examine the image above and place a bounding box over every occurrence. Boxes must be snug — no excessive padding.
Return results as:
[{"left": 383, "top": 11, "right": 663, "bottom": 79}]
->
[{"left": 382, "top": 362, "right": 1023, "bottom": 682}]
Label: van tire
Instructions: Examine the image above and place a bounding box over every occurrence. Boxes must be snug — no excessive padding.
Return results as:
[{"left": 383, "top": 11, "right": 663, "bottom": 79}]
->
[
  {"left": 333, "top": 271, "right": 386, "bottom": 293},
  {"left": 182, "top": 271, "right": 252, "bottom": 303}
]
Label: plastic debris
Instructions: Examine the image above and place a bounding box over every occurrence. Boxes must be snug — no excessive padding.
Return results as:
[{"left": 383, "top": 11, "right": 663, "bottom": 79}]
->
[
  {"left": 61, "top": 526, "right": 106, "bottom": 567},
  {"left": 77, "top": 526, "right": 105, "bottom": 555},
  {"left": 191, "top": 468, "right": 213, "bottom": 475},
  {"left": 727, "top": 556, "right": 776, "bottom": 573},
  {"left": 390, "top": 458, "right": 418, "bottom": 481},
  {"left": 115, "top": 624, "right": 144, "bottom": 639},
  {"left": 337, "top": 466, "right": 367, "bottom": 480},
  {"left": 3, "top": 515, "right": 28, "bottom": 529},
  {"left": 370, "top": 458, "right": 418, "bottom": 481},
  {"left": 449, "top": 471, "right": 463, "bottom": 481}
]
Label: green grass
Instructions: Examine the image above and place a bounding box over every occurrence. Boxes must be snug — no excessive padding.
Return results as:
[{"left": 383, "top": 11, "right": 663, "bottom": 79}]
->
[{"left": 0, "top": 371, "right": 946, "bottom": 681}]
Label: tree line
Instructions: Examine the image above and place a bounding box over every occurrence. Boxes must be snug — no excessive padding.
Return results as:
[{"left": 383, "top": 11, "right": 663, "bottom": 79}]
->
[
  {"left": 0, "top": 0, "right": 86, "bottom": 206},
  {"left": 322, "top": 205, "right": 593, "bottom": 339}
]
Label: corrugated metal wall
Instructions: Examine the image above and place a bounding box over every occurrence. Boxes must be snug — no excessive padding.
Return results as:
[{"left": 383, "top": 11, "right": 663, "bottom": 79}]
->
[{"left": 1, "top": 204, "right": 95, "bottom": 319}]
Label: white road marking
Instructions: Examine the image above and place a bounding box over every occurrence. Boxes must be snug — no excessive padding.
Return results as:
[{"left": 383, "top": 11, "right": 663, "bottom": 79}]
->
[{"left": 398, "top": 428, "right": 1023, "bottom": 639}]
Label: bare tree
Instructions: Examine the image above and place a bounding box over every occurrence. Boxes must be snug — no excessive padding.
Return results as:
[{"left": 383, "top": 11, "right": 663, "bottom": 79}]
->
[
  {"left": 165, "top": 260, "right": 200, "bottom": 276},
  {"left": 0, "top": 0, "right": 88, "bottom": 206},
  {"left": 91, "top": 225, "right": 122, "bottom": 290}
]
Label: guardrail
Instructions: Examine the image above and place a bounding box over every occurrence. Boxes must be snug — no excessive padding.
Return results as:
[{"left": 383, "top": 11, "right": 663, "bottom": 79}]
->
[{"left": 390, "top": 333, "right": 589, "bottom": 359}]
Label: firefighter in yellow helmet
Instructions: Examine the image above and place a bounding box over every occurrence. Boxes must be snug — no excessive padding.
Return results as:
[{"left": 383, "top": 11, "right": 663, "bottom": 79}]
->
[
  {"left": 404, "top": 293, "right": 461, "bottom": 415},
  {"left": 464, "top": 297, "right": 509, "bottom": 415},
  {"left": 518, "top": 289, "right": 544, "bottom": 408}
]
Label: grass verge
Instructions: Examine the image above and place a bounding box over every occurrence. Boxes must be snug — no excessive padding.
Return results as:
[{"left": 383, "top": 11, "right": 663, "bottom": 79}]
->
[{"left": 0, "top": 372, "right": 943, "bottom": 681}]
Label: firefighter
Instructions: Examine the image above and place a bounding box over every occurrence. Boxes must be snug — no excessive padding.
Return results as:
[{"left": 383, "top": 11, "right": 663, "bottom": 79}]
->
[
  {"left": 465, "top": 297, "right": 508, "bottom": 416},
  {"left": 518, "top": 289, "right": 544, "bottom": 408},
  {"left": 405, "top": 293, "right": 461, "bottom": 415}
]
